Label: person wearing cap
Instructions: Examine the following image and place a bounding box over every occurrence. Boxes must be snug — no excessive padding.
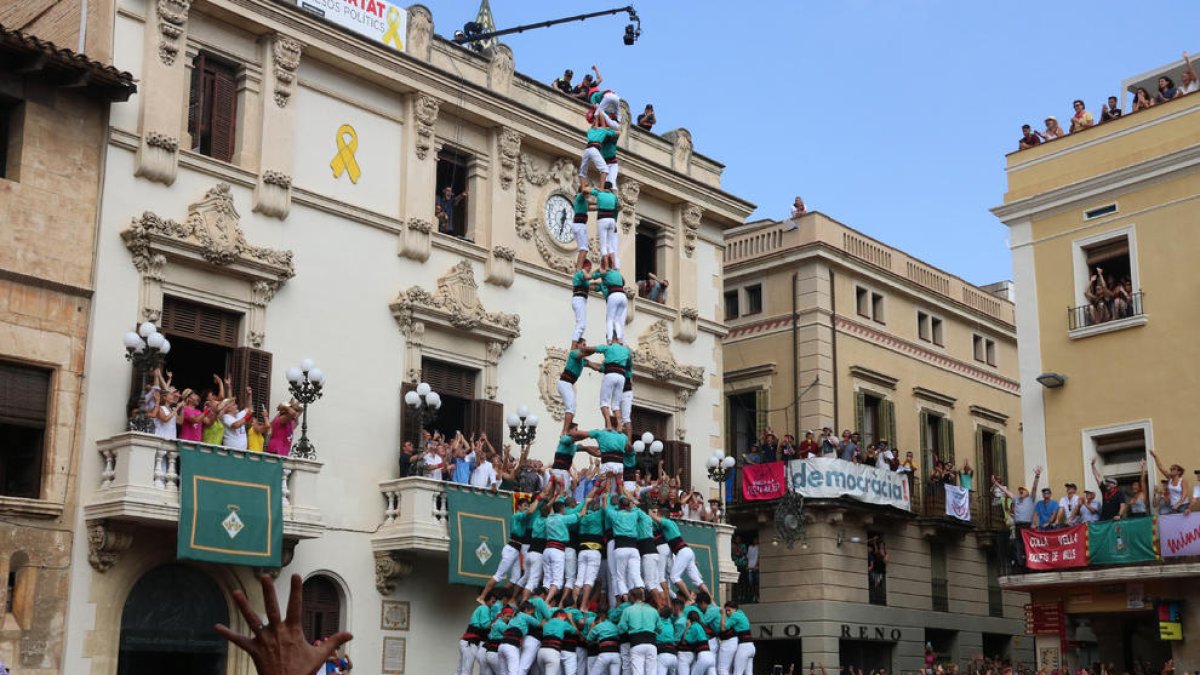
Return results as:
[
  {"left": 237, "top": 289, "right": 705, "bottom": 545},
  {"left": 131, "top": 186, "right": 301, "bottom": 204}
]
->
[
  {"left": 553, "top": 68, "right": 574, "bottom": 94},
  {"left": 1090, "top": 457, "right": 1128, "bottom": 520},
  {"left": 1150, "top": 449, "right": 1190, "bottom": 514},
  {"left": 1042, "top": 116, "right": 1066, "bottom": 140},
  {"left": 1034, "top": 486, "right": 1058, "bottom": 530},
  {"left": 1053, "top": 482, "right": 1083, "bottom": 527},
  {"left": 618, "top": 588, "right": 659, "bottom": 675},
  {"left": 1080, "top": 489, "right": 1102, "bottom": 524}
]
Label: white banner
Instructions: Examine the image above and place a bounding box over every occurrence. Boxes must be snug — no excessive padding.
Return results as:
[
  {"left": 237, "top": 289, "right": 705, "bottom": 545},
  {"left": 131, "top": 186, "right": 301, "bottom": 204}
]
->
[
  {"left": 786, "top": 458, "right": 911, "bottom": 511},
  {"left": 945, "top": 484, "right": 971, "bottom": 521},
  {"left": 298, "top": 0, "right": 407, "bottom": 52}
]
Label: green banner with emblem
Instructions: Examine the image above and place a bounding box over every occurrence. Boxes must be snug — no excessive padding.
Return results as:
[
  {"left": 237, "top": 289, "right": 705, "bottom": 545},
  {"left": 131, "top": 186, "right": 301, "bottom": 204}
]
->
[
  {"left": 177, "top": 443, "right": 283, "bottom": 567},
  {"left": 676, "top": 520, "right": 720, "bottom": 603},
  {"left": 447, "top": 485, "right": 511, "bottom": 586},
  {"left": 1088, "top": 517, "right": 1156, "bottom": 565}
]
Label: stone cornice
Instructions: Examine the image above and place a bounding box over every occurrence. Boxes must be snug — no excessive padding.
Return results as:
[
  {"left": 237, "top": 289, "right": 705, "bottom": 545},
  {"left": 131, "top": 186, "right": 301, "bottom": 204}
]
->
[{"left": 848, "top": 365, "right": 898, "bottom": 390}]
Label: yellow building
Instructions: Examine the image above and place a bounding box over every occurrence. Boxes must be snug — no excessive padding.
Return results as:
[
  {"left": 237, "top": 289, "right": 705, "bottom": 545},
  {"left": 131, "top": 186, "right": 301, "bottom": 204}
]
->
[
  {"left": 722, "top": 213, "right": 1028, "bottom": 672},
  {"left": 992, "top": 55, "right": 1200, "bottom": 673}
]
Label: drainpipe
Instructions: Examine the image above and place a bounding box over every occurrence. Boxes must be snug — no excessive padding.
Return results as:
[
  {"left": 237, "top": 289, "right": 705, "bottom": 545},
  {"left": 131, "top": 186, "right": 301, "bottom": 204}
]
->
[
  {"left": 791, "top": 272, "right": 800, "bottom": 442},
  {"left": 829, "top": 268, "right": 840, "bottom": 432}
]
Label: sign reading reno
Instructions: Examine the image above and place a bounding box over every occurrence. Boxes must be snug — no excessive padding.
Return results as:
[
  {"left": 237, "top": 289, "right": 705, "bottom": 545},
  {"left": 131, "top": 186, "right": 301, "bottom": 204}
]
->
[
  {"left": 299, "top": 0, "right": 407, "bottom": 52},
  {"left": 787, "top": 458, "right": 910, "bottom": 510}
]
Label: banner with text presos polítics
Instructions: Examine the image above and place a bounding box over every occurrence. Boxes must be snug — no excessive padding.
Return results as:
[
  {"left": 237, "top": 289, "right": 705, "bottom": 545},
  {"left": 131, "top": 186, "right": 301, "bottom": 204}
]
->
[
  {"left": 786, "top": 458, "right": 911, "bottom": 511},
  {"left": 297, "top": 0, "right": 407, "bottom": 52}
]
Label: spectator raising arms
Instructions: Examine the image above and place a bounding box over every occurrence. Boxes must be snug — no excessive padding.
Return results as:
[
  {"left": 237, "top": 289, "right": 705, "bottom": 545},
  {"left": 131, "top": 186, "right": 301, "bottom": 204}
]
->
[
  {"left": 266, "top": 401, "right": 300, "bottom": 456},
  {"left": 636, "top": 104, "right": 655, "bottom": 131},
  {"left": 1182, "top": 52, "right": 1199, "bottom": 95}
]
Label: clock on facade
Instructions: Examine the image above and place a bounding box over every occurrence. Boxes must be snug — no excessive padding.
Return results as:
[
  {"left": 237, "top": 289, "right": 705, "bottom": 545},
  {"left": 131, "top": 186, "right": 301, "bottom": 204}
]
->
[{"left": 543, "top": 194, "right": 576, "bottom": 246}]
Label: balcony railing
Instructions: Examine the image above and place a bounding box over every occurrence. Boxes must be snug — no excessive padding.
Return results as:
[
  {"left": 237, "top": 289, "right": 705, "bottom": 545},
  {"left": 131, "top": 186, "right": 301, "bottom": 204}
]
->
[
  {"left": 1068, "top": 291, "right": 1144, "bottom": 331},
  {"left": 85, "top": 432, "right": 324, "bottom": 539}
]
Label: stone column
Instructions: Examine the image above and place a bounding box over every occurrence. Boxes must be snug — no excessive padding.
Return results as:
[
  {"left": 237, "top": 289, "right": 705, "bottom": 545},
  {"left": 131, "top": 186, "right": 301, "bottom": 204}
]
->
[
  {"left": 253, "top": 34, "right": 302, "bottom": 219},
  {"left": 398, "top": 93, "right": 439, "bottom": 261},
  {"left": 134, "top": 0, "right": 192, "bottom": 184},
  {"left": 486, "top": 127, "right": 521, "bottom": 287}
]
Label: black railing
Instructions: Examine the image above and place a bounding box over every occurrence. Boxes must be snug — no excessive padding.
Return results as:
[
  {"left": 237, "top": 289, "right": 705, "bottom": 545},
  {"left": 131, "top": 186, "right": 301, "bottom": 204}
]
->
[
  {"left": 931, "top": 578, "right": 949, "bottom": 612},
  {"left": 868, "top": 575, "right": 887, "bottom": 606},
  {"left": 1068, "top": 291, "right": 1144, "bottom": 330}
]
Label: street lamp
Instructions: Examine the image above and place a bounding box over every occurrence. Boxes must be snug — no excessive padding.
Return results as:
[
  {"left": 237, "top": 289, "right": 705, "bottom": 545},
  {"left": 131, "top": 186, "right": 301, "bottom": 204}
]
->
[
  {"left": 632, "top": 431, "right": 664, "bottom": 476},
  {"left": 706, "top": 450, "right": 736, "bottom": 520},
  {"left": 285, "top": 359, "right": 326, "bottom": 460},
  {"left": 507, "top": 405, "right": 539, "bottom": 449},
  {"left": 404, "top": 382, "right": 441, "bottom": 449},
  {"left": 122, "top": 321, "right": 172, "bottom": 433}
]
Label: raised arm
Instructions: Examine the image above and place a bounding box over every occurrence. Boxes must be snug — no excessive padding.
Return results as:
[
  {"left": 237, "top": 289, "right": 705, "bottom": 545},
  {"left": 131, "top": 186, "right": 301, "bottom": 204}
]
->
[
  {"left": 991, "top": 474, "right": 1014, "bottom": 500},
  {"left": 590, "top": 64, "right": 602, "bottom": 87},
  {"left": 1090, "top": 457, "right": 1105, "bottom": 490},
  {"left": 1149, "top": 449, "right": 1169, "bottom": 479},
  {"left": 1030, "top": 465, "right": 1042, "bottom": 495}
]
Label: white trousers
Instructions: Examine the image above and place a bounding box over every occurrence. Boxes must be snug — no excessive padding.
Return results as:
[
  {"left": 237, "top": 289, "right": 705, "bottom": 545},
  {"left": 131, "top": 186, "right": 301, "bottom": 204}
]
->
[
  {"left": 558, "top": 377, "right": 579, "bottom": 415},
  {"left": 493, "top": 544, "right": 522, "bottom": 582},
  {"left": 519, "top": 635, "right": 541, "bottom": 674},
  {"left": 621, "top": 643, "right": 631, "bottom": 675},
  {"left": 656, "top": 544, "right": 671, "bottom": 588},
  {"left": 594, "top": 652, "right": 621, "bottom": 675},
  {"left": 575, "top": 548, "right": 602, "bottom": 589},
  {"left": 733, "top": 643, "right": 755, "bottom": 675},
  {"left": 573, "top": 221, "right": 589, "bottom": 252},
  {"left": 497, "top": 644, "right": 521, "bottom": 675},
  {"left": 631, "top": 643, "right": 658, "bottom": 675},
  {"left": 642, "top": 552, "right": 662, "bottom": 588},
  {"left": 523, "top": 550, "right": 544, "bottom": 591},
  {"left": 564, "top": 546, "right": 577, "bottom": 589},
  {"left": 717, "top": 638, "right": 738, "bottom": 675},
  {"left": 620, "top": 390, "right": 633, "bottom": 425},
  {"left": 600, "top": 373, "right": 625, "bottom": 415},
  {"left": 598, "top": 218, "right": 618, "bottom": 262},
  {"left": 596, "top": 91, "right": 621, "bottom": 124},
  {"left": 571, "top": 647, "right": 586, "bottom": 675},
  {"left": 543, "top": 547, "right": 566, "bottom": 589},
  {"left": 552, "top": 468, "right": 572, "bottom": 487},
  {"left": 605, "top": 292, "right": 628, "bottom": 342},
  {"left": 485, "top": 650, "right": 500, "bottom": 675},
  {"left": 538, "top": 647, "right": 563, "bottom": 675},
  {"left": 605, "top": 161, "right": 619, "bottom": 187},
  {"left": 657, "top": 652, "right": 678, "bottom": 675},
  {"left": 676, "top": 651, "right": 694, "bottom": 675},
  {"left": 669, "top": 547, "right": 703, "bottom": 587},
  {"left": 459, "top": 640, "right": 480, "bottom": 675},
  {"left": 580, "top": 147, "right": 606, "bottom": 180},
  {"left": 613, "top": 546, "right": 644, "bottom": 595},
  {"left": 692, "top": 651, "right": 716, "bottom": 675}
]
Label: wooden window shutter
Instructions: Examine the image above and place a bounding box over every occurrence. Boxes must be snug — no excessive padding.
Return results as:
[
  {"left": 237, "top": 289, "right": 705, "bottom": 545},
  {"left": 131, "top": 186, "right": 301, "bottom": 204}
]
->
[
  {"left": 231, "top": 347, "right": 272, "bottom": 413},
  {"left": 210, "top": 67, "right": 238, "bottom": 163},
  {"left": 421, "top": 359, "right": 477, "bottom": 399},
  {"left": 974, "top": 427, "right": 984, "bottom": 475},
  {"left": 993, "top": 434, "right": 1008, "bottom": 486},
  {"left": 468, "top": 399, "right": 504, "bottom": 447},
  {"left": 754, "top": 389, "right": 768, "bottom": 437},
  {"left": 880, "top": 399, "right": 896, "bottom": 446},
  {"left": 919, "top": 411, "right": 932, "bottom": 481},
  {"left": 399, "top": 382, "right": 419, "bottom": 449},
  {"left": 187, "top": 56, "right": 203, "bottom": 151},
  {"left": 302, "top": 577, "right": 341, "bottom": 642},
  {"left": 160, "top": 297, "right": 240, "bottom": 347},
  {"left": 663, "top": 441, "right": 691, "bottom": 491},
  {"left": 0, "top": 362, "right": 50, "bottom": 426},
  {"left": 854, "top": 391, "right": 865, "bottom": 436},
  {"left": 942, "top": 417, "right": 955, "bottom": 465}
]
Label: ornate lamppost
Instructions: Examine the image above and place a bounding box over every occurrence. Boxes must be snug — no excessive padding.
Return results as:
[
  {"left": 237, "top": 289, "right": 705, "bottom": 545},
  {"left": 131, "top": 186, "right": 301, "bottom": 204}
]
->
[
  {"left": 122, "top": 321, "right": 172, "bottom": 433},
  {"left": 285, "top": 359, "right": 326, "bottom": 460},
  {"left": 506, "top": 405, "right": 539, "bottom": 449},
  {"left": 633, "top": 431, "right": 664, "bottom": 477},
  {"left": 403, "top": 382, "right": 441, "bottom": 449},
  {"left": 705, "top": 450, "right": 736, "bottom": 522}
]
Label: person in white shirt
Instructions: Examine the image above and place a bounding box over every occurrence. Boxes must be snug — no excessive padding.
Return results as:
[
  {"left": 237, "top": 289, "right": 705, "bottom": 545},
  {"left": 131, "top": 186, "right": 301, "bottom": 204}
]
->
[
  {"left": 470, "top": 452, "right": 499, "bottom": 489},
  {"left": 875, "top": 442, "right": 896, "bottom": 471},
  {"left": 422, "top": 444, "right": 445, "bottom": 481},
  {"left": 1182, "top": 51, "right": 1199, "bottom": 95},
  {"left": 151, "top": 388, "right": 182, "bottom": 440},
  {"left": 1080, "top": 490, "right": 1102, "bottom": 523},
  {"left": 1053, "top": 482, "right": 1083, "bottom": 526},
  {"left": 221, "top": 399, "right": 250, "bottom": 450}
]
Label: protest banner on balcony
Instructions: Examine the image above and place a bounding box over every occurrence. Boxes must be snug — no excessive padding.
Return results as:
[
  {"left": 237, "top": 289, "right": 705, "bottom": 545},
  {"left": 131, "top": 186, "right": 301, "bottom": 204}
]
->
[
  {"left": 1022, "top": 524, "right": 1087, "bottom": 570},
  {"left": 1159, "top": 512, "right": 1200, "bottom": 558},
  {"left": 786, "top": 457, "right": 911, "bottom": 510},
  {"left": 944, "top": 484, "right": 971, "bottom": 521},
  {"left": 177, "top": 443, "right": 283, "bottom": 567},
  {"left": 741, "top": 461, "right": 786, "bottom": 501},
  {"left": 1088, "top": 518, "right": 1157, "bottom": 565}
]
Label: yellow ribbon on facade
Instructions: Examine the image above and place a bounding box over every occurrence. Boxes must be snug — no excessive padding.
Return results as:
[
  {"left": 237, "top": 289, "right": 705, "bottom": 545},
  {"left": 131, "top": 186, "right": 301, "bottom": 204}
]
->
[
  {"left": 382, "top": 7, "right": 404, "bottom": 50},
  {"left": 329, "top": 124, "right": 361, "bottom": 184}
]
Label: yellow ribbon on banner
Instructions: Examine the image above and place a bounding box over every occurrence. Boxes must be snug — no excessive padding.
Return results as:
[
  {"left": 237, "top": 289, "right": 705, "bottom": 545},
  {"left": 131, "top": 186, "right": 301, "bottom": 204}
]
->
[
  {"left": 329, "top": 124, "right": 361, "bottom": 184},
  {"left": 382, "top": 7, "right": 404, "bottom": 50}
]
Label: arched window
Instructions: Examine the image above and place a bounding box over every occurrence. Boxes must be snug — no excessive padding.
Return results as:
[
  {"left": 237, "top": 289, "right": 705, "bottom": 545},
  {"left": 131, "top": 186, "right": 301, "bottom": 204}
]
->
[
  {"left": 302, "top": 575, "right": 342, "bottom": 643},
  {"left": 117, "top": 564, "right": 228, "bottom": 675}
]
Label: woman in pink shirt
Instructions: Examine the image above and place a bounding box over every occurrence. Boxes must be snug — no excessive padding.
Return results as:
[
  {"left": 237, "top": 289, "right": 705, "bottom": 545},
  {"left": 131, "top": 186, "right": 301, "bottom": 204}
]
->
[
  {"left": 177, "top": 389, "right": 206, "bottom": 441},
  {"left": 265, "top": 400, "right": 301, "bottom": 456}
]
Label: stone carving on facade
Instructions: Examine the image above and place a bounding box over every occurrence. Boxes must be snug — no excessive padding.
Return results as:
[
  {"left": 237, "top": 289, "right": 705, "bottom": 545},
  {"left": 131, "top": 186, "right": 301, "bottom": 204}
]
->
[
  {"left": 676, "top": 306, "right": 699, "bottom": 343},
  {"left": 399, "top": 217, "right": 433, "bottom": 262},
  {"left": 617, "top": 178, "right": 641, "bottom": 234},
  {"left": 137, "top": 132, "right": 180, "bottom": 185},
  {"left": 374, "top": 551, "right": 414, "bottom": 594},
  {"left": 156, "top": 0, "right": 190, "bottom": 65},
  {"left": 488, "top": 44, "right": 515, "bottom": 94},
  {"left": 390, "top": 260, "right": 521, "bottom": 347},
  {"left": 271, "top": 36, "right": 303, "bottom": 108},
  {"left": 514, "top": 154, "right": 596, "bottom": 272},
  {"left": 485, "top": 245, "right": 516, "bottom": 288},
  {"left": 681, "top": 204, "right": 702, "bottom": 258},
  {"left": 618, "top": 99, "right": 631, "bottom": 141},
  {"left": 632, "top": 320, "right": 704, "bottom": 389},
  {"left": 498, "top": 128, "right": 522, "bottom": 191},
  {"left": 87, "top": 521, "right": 134, "bottom": 572},
  {"left": 405, "top": 4, "right": 433, "bottom": 61},
  {"left": 661, "top": 128, "right": 693, "bottom": 173},
  {"left": 254, "top": 170, "right": 293, "bottom": 220},
  {"left": 413, "top": 94, "right": 440, "bottom": 160},
  {"left": 538, "top": 346, "right": 569, "bottom": 421}
]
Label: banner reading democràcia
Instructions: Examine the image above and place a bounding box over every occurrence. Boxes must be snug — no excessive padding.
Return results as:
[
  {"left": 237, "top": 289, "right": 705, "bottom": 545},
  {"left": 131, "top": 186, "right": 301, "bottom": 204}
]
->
[
  {"left": 786, "top": 457, "right": 911, "bottom": 511},
  {"left": 177, "top": 443, "right": 283, "bottom": 567},
  {"left": 1022, "top": 525, "right": 1088, "bottom": 571},
  {"left": 446, "top": 486, "right": 511, "bottom": 587},
  {"left": 741, "top": 462, "right": 787, "bottom": 501},
  {"left": 297, "top": 0, "right": 407, "bottom": 52},
  {"left": 944, "top": 484, "right": 971, "bottom": 522},
  {"left": 1088, "top": 517, "right": 1157, "bottom": 565},
  {"left": 1159, "top": 512, "right": 1200, "bottom": 558}
]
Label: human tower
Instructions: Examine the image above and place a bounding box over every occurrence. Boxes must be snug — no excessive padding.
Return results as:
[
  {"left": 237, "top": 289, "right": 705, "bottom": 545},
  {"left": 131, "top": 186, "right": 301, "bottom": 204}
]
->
[{"left": 455, "top": 84, "right": 757, "bottom": 675}]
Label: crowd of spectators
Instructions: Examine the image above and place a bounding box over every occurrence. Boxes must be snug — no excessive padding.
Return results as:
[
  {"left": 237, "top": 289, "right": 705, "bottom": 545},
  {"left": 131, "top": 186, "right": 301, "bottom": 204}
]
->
[
  {"left": 1082, "top": 266, "right": 1135, "bottom": 326},
  {"left": 1017, "top": 51, "right": 1198, "bottom": 151},
  {"left": 737, "top": 426, "right": 907, "bottom": 474},
  {"left": 551, "top": 65, "right": 657, "bottom": 131},
  {"left": 128, "top": 367, "right": 298, "bottom": 455}
]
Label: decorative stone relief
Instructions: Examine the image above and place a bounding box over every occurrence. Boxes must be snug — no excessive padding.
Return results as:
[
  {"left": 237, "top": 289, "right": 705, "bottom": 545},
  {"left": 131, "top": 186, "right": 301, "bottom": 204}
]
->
[
  {"left": 413, "top": 94, "right": 440, "bottom": 160},
  {"left": 248, "top": 331, "right": 265, "bottom": 348},
  {"left": 674, "top": 389, "right": 693, "bottom": 440},
  {"left": 618, "top": 99, "right": 631, "bottom": 141},
  {"left": 253, "top": 169, "right": 293, "bottom": 219},
  {"left": 399, "top": 217, "right": 433, "bottom": 262},
  {"left": 390, "top": 260, "right": 521, "bottom": 347},
  {"left": 538, "top": 346, "right": 569, "bottom": 421},
  {"left": 676, "top": 307, "right": 699, "bottom": 343},
  {"left": 136, "top": 131, "right": 180, "bottom": 185},
  {"left": 488, "top": 44, "right": 514, "bottom": 94},
  {"left": 661, "top": 128, "right": 693, "bottom": 173},
  {"left": 617, "top": 178, "right": 641, "bottom": 234},
  {"left": 497, "top": 128, "right": 522, "bottom": 191},
  {"left": 375, "top": 551, "right": 414, "bottom": 594},
  {"left": 632, "top": 320, "right": 704, "bottom": 388},
  {"left": 155, "top": 0, "right": 190, "bottom": 66},
  {"left": 681, "top": 204, "right": 703, "bottom": 258},
  {"left": 624, "top": 287, "right": 636, "bottom": 324},
  {"left": 271, "top": 36, "right": 302, "bottom": 108},
  {"left": 405, "top": 4, "right": 433, "bottom": 61},
  {"left": 485, "top": 245, "right": 515, "bottom": 288},
  {"left": 87, "top": 521, "right": 134, "bottom": 572},
  {"left": 514, "top": 154, "right": 595, "bottom": 273}
]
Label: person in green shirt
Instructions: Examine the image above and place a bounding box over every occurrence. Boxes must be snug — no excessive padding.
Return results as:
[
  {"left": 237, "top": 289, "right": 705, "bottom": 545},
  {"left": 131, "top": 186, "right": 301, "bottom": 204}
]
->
[
  {"left": 586, "top": 340, "right": 632, "bottom": 427},
  {"left": 681, "top": 608, "right": 715, "bottom": 674},
  {"left": 459, "top": 591, "right": 494, "bottom": 675},
  {"left": 558, "top": 338, "right": 603, "bottom": 436},
  {"left": 495, "top": 605, "right": 525, "bottom": 675},
  {"left": 475, "top": 496, "right": 536, "bottom": 605},
  {"left": 545, "top": 487, "right": 595, "bottom": 605},
  {"left": 484, "top": 605, "right": 516, "bottom": 674},
  {"left": 605, "top": 490, "right": 651, "bottom": 602},
  {"left": 696, "top": 592, "right": 722, "bottom": 654},
  {"left": 579, "top": 119, "right": 619, "bottom": 194},
  {"left": 575, "top": 487, "right": 607, "bottom": 610},
  {"left": 588, "top": 608, "right": 621, "bottom": 675},
  {"left": 592, "top": 260, "right": 628, "bottom": 344},
  {"left": 514, "top": 598, "right": 545, "bottom": 675},
  {"left": 722, "top": 601, "right": 756, "bottom": 675},
  {"left": 655, "top": 604, "right": 679, "bottom": 675},
  {"left": 571, "top": 191, "right": 592, "bottom": 270},
  {"left": 551, "top": 422, "right": 601, "bottom": 485},
  {"left": 618, "top": 588, "right": 660, "bottom": 675},
  {"left": 537, "top": 608, "right": 578, "bottom": 674},
  {"left": 651, "top": 511, "right": 712, "bottom": 603},
  {"left": 590, "top": 185, "right": 621, "bottom": 270}
]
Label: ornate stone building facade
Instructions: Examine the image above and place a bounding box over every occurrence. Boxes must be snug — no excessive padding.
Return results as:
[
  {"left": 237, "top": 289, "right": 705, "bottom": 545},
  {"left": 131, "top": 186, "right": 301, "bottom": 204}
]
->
[{"left": 58, "top": 2, "right": 752, "bottom": 674}]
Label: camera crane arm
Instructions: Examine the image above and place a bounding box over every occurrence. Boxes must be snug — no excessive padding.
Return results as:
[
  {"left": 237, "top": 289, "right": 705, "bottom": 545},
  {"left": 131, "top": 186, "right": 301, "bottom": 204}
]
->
[{"left": 453, "top": 6, "right": 640, "bottom": 46}]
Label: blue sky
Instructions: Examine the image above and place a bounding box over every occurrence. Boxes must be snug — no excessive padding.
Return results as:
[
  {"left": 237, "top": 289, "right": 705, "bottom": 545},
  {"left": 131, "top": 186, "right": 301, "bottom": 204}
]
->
[{"left": 429, "top": 1, "right": 1200, "bottom": 285}]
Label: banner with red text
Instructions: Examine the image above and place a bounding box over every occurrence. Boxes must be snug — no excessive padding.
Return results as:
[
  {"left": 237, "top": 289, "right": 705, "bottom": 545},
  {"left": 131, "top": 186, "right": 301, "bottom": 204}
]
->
[
  {"left": 1159, "top": 512, "right": 1200, "bottom": 558},
  {"left": 741, "top": 462, "right": 786, "bottom": 501},
  {"left": 1022, "top": 525, "right": 1088, "bottom": 570}
]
